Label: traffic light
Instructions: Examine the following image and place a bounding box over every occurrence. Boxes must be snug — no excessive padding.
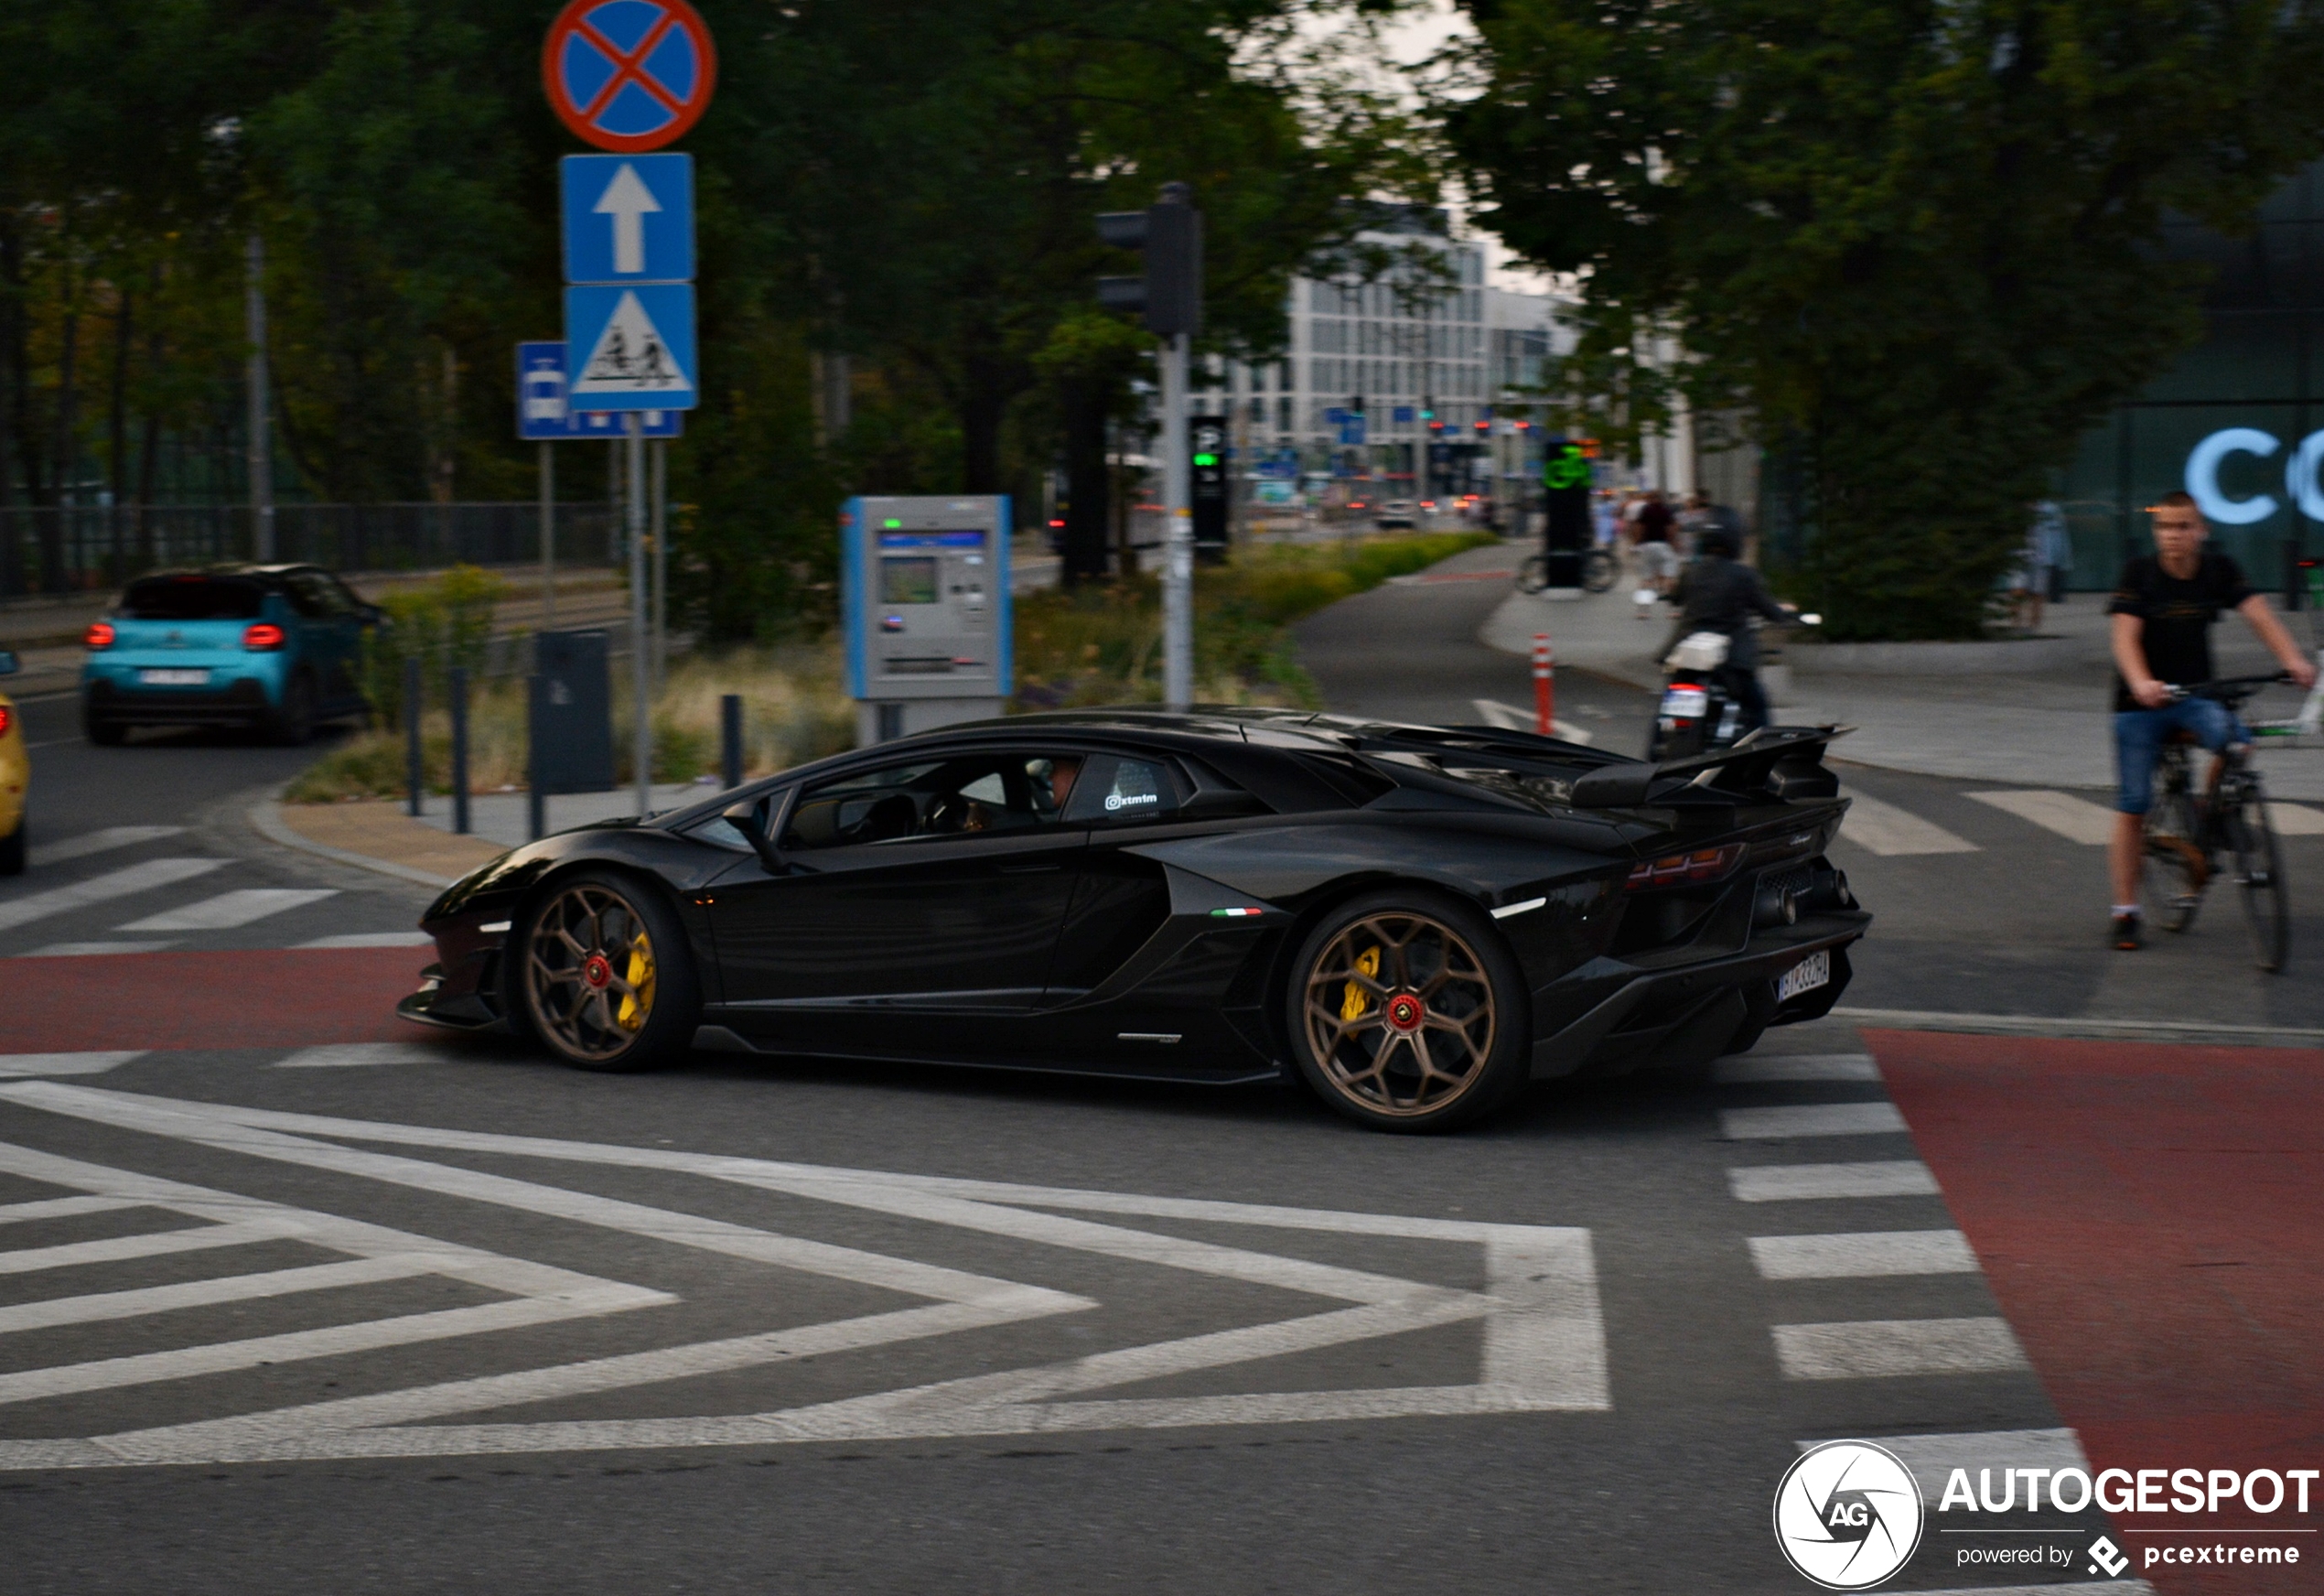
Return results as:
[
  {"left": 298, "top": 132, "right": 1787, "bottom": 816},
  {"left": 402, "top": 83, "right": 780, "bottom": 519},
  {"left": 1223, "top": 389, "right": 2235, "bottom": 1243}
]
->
[
  {"left": 1348, "top": 393, "right": 1365, "bottom": 416},
  {"left": 1095, "top": 182, "right": 1203, "bottom": 339}
]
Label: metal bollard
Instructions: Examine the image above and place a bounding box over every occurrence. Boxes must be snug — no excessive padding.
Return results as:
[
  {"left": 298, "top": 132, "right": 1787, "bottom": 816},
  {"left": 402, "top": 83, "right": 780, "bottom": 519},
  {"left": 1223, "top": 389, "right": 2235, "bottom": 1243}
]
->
[
  {"left": 403, "top": 655, "right": 424, "bottom": 817},
  {"left": 720, "top": 693, "right": 743, "bottom": 790},
  {"left": 1533, "top": 633, "right": 1555, "bottom": 735},
  {"left": 448, "top": 665, "right": 471, "bottom": 836},
  {"left": 526, "top": 674, "right": 546, "bottom": 841}
]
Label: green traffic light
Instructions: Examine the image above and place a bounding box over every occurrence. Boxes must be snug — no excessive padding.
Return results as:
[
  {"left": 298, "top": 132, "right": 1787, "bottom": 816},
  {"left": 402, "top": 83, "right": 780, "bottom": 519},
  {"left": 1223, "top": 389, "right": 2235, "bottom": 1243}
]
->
[
  {"left": 1193, "top": 452, "right": 1218, "bottom": 467},
  {"left": 883, "top": 519, "right": 903, "bottom": 529}
]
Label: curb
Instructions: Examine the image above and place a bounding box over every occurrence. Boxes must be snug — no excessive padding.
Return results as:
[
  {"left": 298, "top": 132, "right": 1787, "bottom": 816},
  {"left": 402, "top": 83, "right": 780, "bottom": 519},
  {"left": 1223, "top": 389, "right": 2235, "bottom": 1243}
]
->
[
  {"left": 1834, "top": 1005, "right": 2324, "bottom": 1049},
  {"left": 246, "top": 790, "right": 458, "bottom": 890}
]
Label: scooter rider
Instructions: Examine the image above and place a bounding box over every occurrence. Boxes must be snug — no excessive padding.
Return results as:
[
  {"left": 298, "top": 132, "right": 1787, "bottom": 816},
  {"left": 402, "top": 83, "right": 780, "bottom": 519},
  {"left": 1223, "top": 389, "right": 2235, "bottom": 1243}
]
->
[{"left": 1661, "top": 524, "right": 1791, "bottom": 735}]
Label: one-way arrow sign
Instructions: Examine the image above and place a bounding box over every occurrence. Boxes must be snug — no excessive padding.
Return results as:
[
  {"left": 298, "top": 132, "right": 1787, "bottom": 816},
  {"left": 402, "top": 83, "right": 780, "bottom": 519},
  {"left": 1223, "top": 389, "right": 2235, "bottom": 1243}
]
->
[{"left": 560, "top": 153, "right": 693, "bottom": 284}]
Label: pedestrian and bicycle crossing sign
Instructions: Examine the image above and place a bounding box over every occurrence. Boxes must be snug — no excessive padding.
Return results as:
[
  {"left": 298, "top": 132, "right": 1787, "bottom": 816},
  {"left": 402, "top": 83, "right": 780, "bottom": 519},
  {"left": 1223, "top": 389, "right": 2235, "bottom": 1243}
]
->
[
  {"left": 564, "top": 286, "right": 697, "bottom": 410},
  {"left": 542, "top": 0, "right": 717, "bottom": 154}
]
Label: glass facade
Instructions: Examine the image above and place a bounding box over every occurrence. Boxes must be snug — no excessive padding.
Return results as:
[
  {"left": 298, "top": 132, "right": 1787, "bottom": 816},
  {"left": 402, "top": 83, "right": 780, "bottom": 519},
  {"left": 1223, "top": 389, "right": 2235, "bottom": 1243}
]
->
[{"left": 2060, "top": 161, "right": 2324, "bottom": 589}]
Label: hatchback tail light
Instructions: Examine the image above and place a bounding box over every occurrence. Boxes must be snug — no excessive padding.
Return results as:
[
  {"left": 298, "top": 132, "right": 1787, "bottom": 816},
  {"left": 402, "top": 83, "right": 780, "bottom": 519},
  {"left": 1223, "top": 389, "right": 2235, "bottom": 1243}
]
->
[
  {"left": 0, "top": 705, "right": 12, "bottom": 739},
  {"left": 1626, "top": 843, "right": 1745, "bottom": 891},
  {"left": 84, "top": 620, "right": 115, "bottom": 649},
  {"left": 242, "top": 622, "right": 287, "bottom": 651}
]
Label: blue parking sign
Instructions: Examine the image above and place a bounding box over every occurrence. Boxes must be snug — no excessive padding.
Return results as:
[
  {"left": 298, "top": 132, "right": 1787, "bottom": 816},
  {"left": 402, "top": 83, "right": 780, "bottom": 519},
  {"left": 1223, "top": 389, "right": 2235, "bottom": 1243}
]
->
[
  {"left": 516, "top": 341, "right": 682, "bottom": 437},
  {"left": 560, "top": 154, "right": 694, "bottom": 284},
  {"left": 563, "top": 284, "right": 697, "bottom": 411}
]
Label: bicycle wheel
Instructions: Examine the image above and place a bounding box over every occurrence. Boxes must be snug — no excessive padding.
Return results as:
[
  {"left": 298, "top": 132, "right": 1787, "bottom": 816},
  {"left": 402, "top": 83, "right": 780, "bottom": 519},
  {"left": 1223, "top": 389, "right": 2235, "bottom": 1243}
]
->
[
  {"left": 1516, "top": 554, "right": 1549, "bottom": 595},
  {"left": 2142, "top": 754, "right": 2206, "bottom": 933},
  {"left": 2229, "top": 789, "right": 2289, "bottom": 972},
  {"left": 1583, "top": 547, "right": 1618, "bottom": 593}
]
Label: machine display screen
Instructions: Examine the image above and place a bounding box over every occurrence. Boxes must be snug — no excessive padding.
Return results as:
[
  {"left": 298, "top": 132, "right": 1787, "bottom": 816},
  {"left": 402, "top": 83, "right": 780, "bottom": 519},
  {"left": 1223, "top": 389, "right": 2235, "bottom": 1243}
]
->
[
  {"left": 880, "top": 556, "right": 940, "bottom": 605},
  {"left": 877, "top": 530, "right": 986, "bottom": 550}
]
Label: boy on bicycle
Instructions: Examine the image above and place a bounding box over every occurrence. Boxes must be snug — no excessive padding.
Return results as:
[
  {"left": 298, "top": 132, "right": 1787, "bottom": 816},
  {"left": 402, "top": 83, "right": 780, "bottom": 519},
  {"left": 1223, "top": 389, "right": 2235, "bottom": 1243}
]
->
[{"left": 2108, "top": 491, "right": 2316, "bottom": 949}]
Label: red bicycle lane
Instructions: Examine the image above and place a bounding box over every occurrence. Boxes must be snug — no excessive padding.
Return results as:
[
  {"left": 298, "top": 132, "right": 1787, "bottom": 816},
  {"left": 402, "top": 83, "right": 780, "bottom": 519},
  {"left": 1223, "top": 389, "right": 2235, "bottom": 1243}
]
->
[{"left": 1865, "top": 1029, "right": 2324, "bottom": 1594}]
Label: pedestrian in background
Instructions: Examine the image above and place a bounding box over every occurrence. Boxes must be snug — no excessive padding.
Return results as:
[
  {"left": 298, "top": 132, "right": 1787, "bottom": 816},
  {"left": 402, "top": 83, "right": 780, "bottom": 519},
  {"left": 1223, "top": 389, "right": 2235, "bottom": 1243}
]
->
[{"left": 1633, "top": 490, "right": 1679, "bottom": 617}]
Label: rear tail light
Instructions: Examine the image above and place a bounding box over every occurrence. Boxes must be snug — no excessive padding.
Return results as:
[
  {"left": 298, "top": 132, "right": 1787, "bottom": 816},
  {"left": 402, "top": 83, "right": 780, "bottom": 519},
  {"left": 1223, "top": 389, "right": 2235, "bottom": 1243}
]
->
[
  {"left": 84, "top": 620, "right": 115, "bottom": 649},
  {"left": 0, "top": 705, "right": 12, "bottom": 739},
  {"left": 1626, "top": 843, "right": 1745, "bottom": 891},
  {"left": 242, "top": 622, "right": 287, "bottom": 651}
]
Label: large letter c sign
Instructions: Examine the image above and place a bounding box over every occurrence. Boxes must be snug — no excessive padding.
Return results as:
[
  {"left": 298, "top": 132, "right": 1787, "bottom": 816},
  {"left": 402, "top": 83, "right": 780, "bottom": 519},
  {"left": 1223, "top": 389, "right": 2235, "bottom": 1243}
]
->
[{"left": 2186, "top": 428, "right": 2282, "bottom": 524}]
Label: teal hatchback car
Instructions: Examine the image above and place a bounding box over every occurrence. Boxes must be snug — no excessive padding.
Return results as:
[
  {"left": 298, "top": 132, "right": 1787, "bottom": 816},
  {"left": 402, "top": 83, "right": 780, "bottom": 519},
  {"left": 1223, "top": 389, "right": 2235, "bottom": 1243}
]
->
[{"left": 81, "top": 565, "right": 382, "bottom": 745}]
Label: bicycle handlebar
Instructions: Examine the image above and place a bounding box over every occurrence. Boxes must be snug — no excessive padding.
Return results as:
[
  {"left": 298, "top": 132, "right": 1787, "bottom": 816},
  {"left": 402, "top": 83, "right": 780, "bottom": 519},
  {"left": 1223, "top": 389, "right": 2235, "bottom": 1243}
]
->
[{"left": 2164, "top": 673, "right": 2293, "bottom": 704}]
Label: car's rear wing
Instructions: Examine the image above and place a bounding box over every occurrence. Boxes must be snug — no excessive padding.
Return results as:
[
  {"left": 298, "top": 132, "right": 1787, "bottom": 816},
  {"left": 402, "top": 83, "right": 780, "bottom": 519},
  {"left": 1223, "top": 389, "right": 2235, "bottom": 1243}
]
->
[{"left": 1567, "top": 726, "right": 1852, "bottom": 810}]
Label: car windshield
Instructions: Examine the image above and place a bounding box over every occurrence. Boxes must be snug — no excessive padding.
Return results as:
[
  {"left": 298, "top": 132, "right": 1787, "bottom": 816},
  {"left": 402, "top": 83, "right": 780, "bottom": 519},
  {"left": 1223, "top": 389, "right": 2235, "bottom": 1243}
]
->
[{"left": 120, "top": 577, "right": 265, "bottom": 621}]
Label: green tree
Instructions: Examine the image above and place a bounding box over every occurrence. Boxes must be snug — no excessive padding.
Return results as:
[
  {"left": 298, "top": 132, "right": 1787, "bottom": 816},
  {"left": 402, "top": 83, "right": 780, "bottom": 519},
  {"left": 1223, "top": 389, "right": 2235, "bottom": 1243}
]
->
[{"left": 1446, "top": 0, "right": 2324, "bottom": 638}]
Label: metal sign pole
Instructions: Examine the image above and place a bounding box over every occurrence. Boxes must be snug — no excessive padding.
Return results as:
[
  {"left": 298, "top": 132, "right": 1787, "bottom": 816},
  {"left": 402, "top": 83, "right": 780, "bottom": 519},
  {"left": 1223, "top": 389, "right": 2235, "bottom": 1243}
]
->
[
  {"left": 539, "top": 440, "right": 556, "bottom": 631},
  {"left": 244, "top": 234, "right": 274, "bottom": 562},
  {"left": 1162, "top": 331, "right": 1192, "bottom": 711},
  {"left": 651, "top": 436, "right": 668, "bottom": 694},
  {"left": 627, "top": 412, "right": 651, "bottom": 816}
]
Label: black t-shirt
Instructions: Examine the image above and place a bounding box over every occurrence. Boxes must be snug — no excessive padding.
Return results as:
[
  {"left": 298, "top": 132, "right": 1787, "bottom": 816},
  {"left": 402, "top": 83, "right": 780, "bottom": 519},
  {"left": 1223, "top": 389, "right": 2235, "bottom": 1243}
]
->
[
  {"left": 1636, "top": 501, "right": 1673, "bottom": 543},
  {"left": 2107, "top": 551, "right": 2255, "bottom": 711}
]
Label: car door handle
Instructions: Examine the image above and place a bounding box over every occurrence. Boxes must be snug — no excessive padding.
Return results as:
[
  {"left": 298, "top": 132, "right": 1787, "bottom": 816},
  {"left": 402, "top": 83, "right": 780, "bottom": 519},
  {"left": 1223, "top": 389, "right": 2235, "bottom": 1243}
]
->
[{"left": 995, "top": 861, "right": 1063, "bottom": 874}]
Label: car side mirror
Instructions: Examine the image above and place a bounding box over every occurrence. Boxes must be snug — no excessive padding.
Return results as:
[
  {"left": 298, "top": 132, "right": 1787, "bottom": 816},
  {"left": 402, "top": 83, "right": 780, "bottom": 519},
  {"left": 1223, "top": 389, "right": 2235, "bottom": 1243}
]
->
[
  {"left": 0, "top": 649, "right": 17, "bottom": 676},
  {"left": 722, "top": 798, "right": 789, "bottom": 874}
]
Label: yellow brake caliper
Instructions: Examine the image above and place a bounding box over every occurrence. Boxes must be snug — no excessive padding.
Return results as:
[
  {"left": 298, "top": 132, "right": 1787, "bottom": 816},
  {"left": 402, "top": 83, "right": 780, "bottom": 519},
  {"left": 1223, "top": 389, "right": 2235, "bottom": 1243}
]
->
[
  {"left": 1340, "top": 945, "right": 1381, "bottom": 1023},
  {"left": 616, "top": 933, "right": 656, "bottom": 1031}
]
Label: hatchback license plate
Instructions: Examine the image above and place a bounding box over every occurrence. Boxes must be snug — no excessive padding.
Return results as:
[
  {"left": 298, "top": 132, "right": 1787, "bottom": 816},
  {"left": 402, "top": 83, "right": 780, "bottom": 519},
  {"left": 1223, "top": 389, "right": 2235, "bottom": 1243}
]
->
[
  {"left": 1778, "top": 950, "right": 1831, "bottom": 1001},
  {"left": 138, "top": 668, "right": 210, "bottom": 685}
]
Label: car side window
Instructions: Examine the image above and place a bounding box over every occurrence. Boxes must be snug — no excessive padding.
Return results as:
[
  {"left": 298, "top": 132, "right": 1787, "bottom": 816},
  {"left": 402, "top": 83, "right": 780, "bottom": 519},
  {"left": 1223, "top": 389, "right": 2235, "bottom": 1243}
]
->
[
  {"left": 1060, "top": 755, "right": 1180, "bottom": 825},
  {"left": 284, "top": 574, "right": 332, "bottom": 619},
  {"left": 780, "top": 754, "right": 1089, "bottom": 850}
]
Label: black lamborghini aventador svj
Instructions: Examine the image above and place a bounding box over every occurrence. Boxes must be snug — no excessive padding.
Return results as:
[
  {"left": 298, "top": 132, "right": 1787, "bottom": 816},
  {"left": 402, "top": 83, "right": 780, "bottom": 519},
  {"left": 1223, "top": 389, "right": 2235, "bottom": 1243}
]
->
[{"left": 401, "top": 708, "right": 1867, "bottom": 1131}]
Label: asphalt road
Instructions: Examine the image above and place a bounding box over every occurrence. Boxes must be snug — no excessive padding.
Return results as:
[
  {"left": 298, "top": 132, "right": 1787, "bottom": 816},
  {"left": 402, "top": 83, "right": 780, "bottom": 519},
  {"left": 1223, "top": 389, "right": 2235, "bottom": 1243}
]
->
[{"left": 3, "top": 557, "right": 2313, "bottom": 1592}]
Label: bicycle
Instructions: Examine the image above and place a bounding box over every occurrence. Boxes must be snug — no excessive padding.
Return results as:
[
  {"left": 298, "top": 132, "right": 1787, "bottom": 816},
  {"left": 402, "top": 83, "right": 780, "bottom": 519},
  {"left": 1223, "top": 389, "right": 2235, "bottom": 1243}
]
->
[
  {"left": 1517, "top": 547, "right": 1618, "bottom": 595},
  {"left": 2141, "top": 674, "right": 2292, "bottom": 971}
]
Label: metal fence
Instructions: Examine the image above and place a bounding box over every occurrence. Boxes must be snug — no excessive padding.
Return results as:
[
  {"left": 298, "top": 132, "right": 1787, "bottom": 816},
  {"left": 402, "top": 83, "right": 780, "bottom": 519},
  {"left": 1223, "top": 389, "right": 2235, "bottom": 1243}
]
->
[{"left": 0, "top": 501, "right": 621, "bottom": 598}]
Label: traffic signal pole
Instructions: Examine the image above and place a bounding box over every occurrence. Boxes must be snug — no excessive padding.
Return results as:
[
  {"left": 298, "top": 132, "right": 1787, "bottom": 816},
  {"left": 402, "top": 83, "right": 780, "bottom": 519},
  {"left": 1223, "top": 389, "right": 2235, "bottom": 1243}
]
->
[
  {"left": 1161, "top": 331, "right": 1193, "bottom": 711},
  {"left": 1094, "top": 182, "right": 1202, "bottom": 713}
]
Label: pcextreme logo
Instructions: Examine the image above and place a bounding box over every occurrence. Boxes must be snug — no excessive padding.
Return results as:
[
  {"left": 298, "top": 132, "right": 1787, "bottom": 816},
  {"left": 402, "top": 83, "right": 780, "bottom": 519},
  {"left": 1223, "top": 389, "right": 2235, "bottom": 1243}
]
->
[{"left": 1773, "top": 1441, "right": 1925, "bottom": 1590}]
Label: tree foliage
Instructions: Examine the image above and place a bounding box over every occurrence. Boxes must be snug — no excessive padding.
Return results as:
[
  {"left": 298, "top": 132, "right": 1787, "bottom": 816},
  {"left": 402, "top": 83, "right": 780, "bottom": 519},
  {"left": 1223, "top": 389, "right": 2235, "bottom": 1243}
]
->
[
  {"left": 0, "top": 0, "right": 1422, "bottom": 638},
  {"left": 1446, "top": 0, "right": 2324, "bottom": 637}
]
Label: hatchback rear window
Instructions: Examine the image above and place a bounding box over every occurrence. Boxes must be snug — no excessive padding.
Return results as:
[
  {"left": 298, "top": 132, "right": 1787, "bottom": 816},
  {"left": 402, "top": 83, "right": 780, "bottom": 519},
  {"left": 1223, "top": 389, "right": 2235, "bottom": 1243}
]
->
[{"left": 119, "top": 577, "right": 266, "bottom": 620}]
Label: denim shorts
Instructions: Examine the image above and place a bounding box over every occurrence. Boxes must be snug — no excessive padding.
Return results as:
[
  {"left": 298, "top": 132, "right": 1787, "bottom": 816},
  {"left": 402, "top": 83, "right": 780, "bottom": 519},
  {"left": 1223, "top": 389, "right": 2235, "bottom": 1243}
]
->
[{"left": 2114, "top": 698, "right": 2244, "bottom": 814}]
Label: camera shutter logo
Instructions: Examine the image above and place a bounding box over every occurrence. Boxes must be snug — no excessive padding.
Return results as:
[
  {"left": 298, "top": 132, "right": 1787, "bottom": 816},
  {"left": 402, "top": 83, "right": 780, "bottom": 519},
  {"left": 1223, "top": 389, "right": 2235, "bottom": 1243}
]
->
[{"left": 1773, "top": 1440, "right": 1925, "bottom": 1590}]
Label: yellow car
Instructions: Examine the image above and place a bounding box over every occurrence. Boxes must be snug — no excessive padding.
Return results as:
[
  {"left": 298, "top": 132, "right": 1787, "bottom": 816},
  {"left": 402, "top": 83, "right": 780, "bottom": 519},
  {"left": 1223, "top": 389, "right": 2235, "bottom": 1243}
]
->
[{"left": 0, "top": 647, "right": 24, "bottom": 875}]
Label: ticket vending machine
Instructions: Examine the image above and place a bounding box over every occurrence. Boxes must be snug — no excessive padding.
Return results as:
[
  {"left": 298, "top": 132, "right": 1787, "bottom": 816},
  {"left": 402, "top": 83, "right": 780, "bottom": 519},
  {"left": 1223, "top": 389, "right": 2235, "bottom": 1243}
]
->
[{"left": 842, "top": 495, "right": 1013, "bottom": 746}]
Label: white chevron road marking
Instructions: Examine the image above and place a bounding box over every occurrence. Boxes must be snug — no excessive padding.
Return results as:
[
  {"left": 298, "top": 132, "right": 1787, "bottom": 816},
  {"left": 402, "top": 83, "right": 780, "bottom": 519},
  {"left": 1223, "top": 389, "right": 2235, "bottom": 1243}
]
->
[{"left": 0, "top": 1083, "right": 1609, "bottom": 1470}]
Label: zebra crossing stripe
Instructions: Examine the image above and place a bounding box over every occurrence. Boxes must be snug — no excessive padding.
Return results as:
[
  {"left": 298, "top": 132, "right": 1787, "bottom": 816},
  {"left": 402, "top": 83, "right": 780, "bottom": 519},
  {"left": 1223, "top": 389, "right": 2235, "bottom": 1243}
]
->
[
  {"left": 25, "top": 826, "right": 185, "bottom": 869},
  {"left": 276, "top": 1042, "right": 458, "bottom": 1068},
  {"left": 1728, "top": 1161, "right": 1941, "bottom": 1202},
  {"left": 0, "top": 1052, "right": 145, "bottom": 1078},
  {"left": 1838, "top": 793, "right": 1980, "bottom": 856},
  {"left": 2265, "top": 802, "right": 2324, "bottom": 836},
  {"left": 116, "top": 889, "right": 337, "bottom": 933},
  {"left": 0, "top": 858, "right": 227, "bottom": 933},
  {"left": 1966, "top": 789, "right": 2117, "bottom": 845},
  {"left": 1803, "top": 1426, "right": 2092, "bottom": 1505},
  {"left": 1720, "top": 1102, "right": 1909, "bottom": 1139},
  {"left": 1748, "top": 1228, "right": 1979, "bottom": 1279},
  {"left": 1772, "top": 1316, "right": 2028, "bottom": 1379},
  {"left": 1714, "top": 1052, "right": 1880, "bottom": 1084}
]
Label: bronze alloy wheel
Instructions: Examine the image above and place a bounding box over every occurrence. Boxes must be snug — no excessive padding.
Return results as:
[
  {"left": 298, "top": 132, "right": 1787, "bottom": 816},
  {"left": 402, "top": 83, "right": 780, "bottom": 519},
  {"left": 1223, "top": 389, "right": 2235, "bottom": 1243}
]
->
[
  {"left": 523, "top": 880, "right": 662, "bottom": 1064},
  {"left": 1301, "top": 910, "right": 1499, "bottom": 1120}
]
